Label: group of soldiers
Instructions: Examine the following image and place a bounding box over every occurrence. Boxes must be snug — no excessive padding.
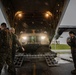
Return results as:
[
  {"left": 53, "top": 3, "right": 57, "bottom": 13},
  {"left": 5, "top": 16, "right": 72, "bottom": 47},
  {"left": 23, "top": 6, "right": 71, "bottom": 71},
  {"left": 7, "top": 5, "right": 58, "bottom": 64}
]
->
[
  {"left": 0, "top": 22, "right": 76, "bottom": 75},
  {"left": 0, "top": 22, "right": 24, "bottom": 75}
]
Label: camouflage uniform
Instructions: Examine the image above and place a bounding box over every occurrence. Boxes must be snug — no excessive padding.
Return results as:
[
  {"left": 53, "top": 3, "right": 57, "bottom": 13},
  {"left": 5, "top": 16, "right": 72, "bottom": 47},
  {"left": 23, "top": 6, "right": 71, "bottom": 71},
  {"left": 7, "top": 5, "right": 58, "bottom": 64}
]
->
[
  {"left": 12, "top": 33, "right": 18, "bottom": 61},
  {"left": 12, "top": 33, "right": 22, "bottom": 61},
  {"left": 67, "top": 36, "right": 76, "bottom": 69},
  {"left": 0, "top": 29, "right": 15, "bottom": 75}
]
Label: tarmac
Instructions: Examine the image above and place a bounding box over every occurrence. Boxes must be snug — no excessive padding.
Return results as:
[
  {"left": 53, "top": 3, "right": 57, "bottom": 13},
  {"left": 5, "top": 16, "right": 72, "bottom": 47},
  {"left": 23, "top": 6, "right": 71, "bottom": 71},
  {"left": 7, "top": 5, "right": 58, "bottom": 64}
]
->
[
  {"left": 1, "top": 63, "right": 74, "bottom": 75},
  {"left": 16, "top": 62, "right": 74, "bottom": 75}
]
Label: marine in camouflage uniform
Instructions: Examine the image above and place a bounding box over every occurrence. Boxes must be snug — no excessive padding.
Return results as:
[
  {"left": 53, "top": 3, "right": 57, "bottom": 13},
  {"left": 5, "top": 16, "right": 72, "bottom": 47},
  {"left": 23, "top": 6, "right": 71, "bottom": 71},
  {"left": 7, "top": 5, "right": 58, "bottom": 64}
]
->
[
  {"left": 10, "top": 27, "right": 24, "bottom": 61},
  {"left": 0, "top": 23, "right": 15, "bottom": 75},
  {"left": 67, "top": 31, "right": 76, "bottom": 74}
]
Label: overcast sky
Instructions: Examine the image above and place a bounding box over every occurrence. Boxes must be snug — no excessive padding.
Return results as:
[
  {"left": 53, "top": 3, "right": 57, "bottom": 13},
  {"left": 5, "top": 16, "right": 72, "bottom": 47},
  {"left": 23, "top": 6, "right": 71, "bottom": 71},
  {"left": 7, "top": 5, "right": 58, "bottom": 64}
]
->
[
  {"left": 61, "top": 0, "right": 76, "bottom": 26},
  {"left": 0, "top": 9, "right": 6, "bottom": 24},
  {"left": 0, "top": 0, "right": 76, "bottom": 26}
]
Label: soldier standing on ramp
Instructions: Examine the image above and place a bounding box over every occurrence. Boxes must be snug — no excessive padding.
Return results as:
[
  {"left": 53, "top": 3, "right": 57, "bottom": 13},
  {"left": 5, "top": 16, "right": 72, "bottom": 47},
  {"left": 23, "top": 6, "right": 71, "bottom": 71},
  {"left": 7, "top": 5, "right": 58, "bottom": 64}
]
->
[
  {"left": 67, "top": 31, "right": 76, "bottom": 74},
  {"left": 0, "top": 23, "right": 16, "bottom": 75}
]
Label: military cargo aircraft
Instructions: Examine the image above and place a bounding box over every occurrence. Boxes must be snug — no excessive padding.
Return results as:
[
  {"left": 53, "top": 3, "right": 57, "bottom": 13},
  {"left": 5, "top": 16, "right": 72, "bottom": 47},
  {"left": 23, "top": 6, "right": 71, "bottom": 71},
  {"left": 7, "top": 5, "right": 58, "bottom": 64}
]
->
[{"left": 0, "top": 0, "right": 70, "bottom": 75}]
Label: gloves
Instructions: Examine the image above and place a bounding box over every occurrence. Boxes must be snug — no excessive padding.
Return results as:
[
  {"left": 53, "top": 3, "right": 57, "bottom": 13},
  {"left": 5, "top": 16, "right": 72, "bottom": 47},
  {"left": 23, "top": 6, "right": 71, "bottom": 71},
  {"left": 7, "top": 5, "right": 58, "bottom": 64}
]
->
[{"left": 21, "top": 47, "right": 25, "bottom": 51}]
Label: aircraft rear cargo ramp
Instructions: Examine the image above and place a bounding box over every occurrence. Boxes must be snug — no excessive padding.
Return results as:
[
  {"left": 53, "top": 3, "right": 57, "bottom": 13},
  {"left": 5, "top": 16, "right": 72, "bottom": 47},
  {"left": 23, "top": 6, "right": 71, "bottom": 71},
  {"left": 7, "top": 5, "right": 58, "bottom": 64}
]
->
[{"left": 16, "top": 63, "right": 74, "bottom": 75}]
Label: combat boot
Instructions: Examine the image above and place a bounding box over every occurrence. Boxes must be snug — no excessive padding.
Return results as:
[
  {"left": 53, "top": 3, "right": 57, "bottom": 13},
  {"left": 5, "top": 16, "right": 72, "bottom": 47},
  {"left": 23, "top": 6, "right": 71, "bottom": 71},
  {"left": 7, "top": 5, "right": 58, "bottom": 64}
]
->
[{"left": 71, "top": 69, "right": 76, "bottom": 74}]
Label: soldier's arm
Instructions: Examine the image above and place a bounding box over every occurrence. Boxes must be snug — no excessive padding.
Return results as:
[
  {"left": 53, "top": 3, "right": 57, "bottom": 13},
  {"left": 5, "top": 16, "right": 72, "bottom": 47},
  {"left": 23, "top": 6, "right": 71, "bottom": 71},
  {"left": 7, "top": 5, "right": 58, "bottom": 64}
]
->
[
  {"left": 67, "top": 37, "right": 71, "bottom": 46},
  {"left": 15, "top": 35, "right": 25, "bottom": 51}
]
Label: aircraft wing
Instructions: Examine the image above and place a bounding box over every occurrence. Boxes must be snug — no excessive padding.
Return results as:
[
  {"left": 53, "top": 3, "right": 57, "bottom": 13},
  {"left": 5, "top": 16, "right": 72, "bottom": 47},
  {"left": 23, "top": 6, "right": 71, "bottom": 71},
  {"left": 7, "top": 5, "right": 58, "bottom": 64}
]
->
[{"left": 55, "top": 25, "right": 76, "bottom": 39}]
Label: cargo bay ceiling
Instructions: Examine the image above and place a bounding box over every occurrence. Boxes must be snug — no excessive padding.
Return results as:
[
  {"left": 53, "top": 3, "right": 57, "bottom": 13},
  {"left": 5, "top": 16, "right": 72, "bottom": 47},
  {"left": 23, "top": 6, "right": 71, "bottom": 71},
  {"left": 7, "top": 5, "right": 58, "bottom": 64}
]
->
[{"left": 1, "top": 0, "right": 69, "bottom": 35}]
